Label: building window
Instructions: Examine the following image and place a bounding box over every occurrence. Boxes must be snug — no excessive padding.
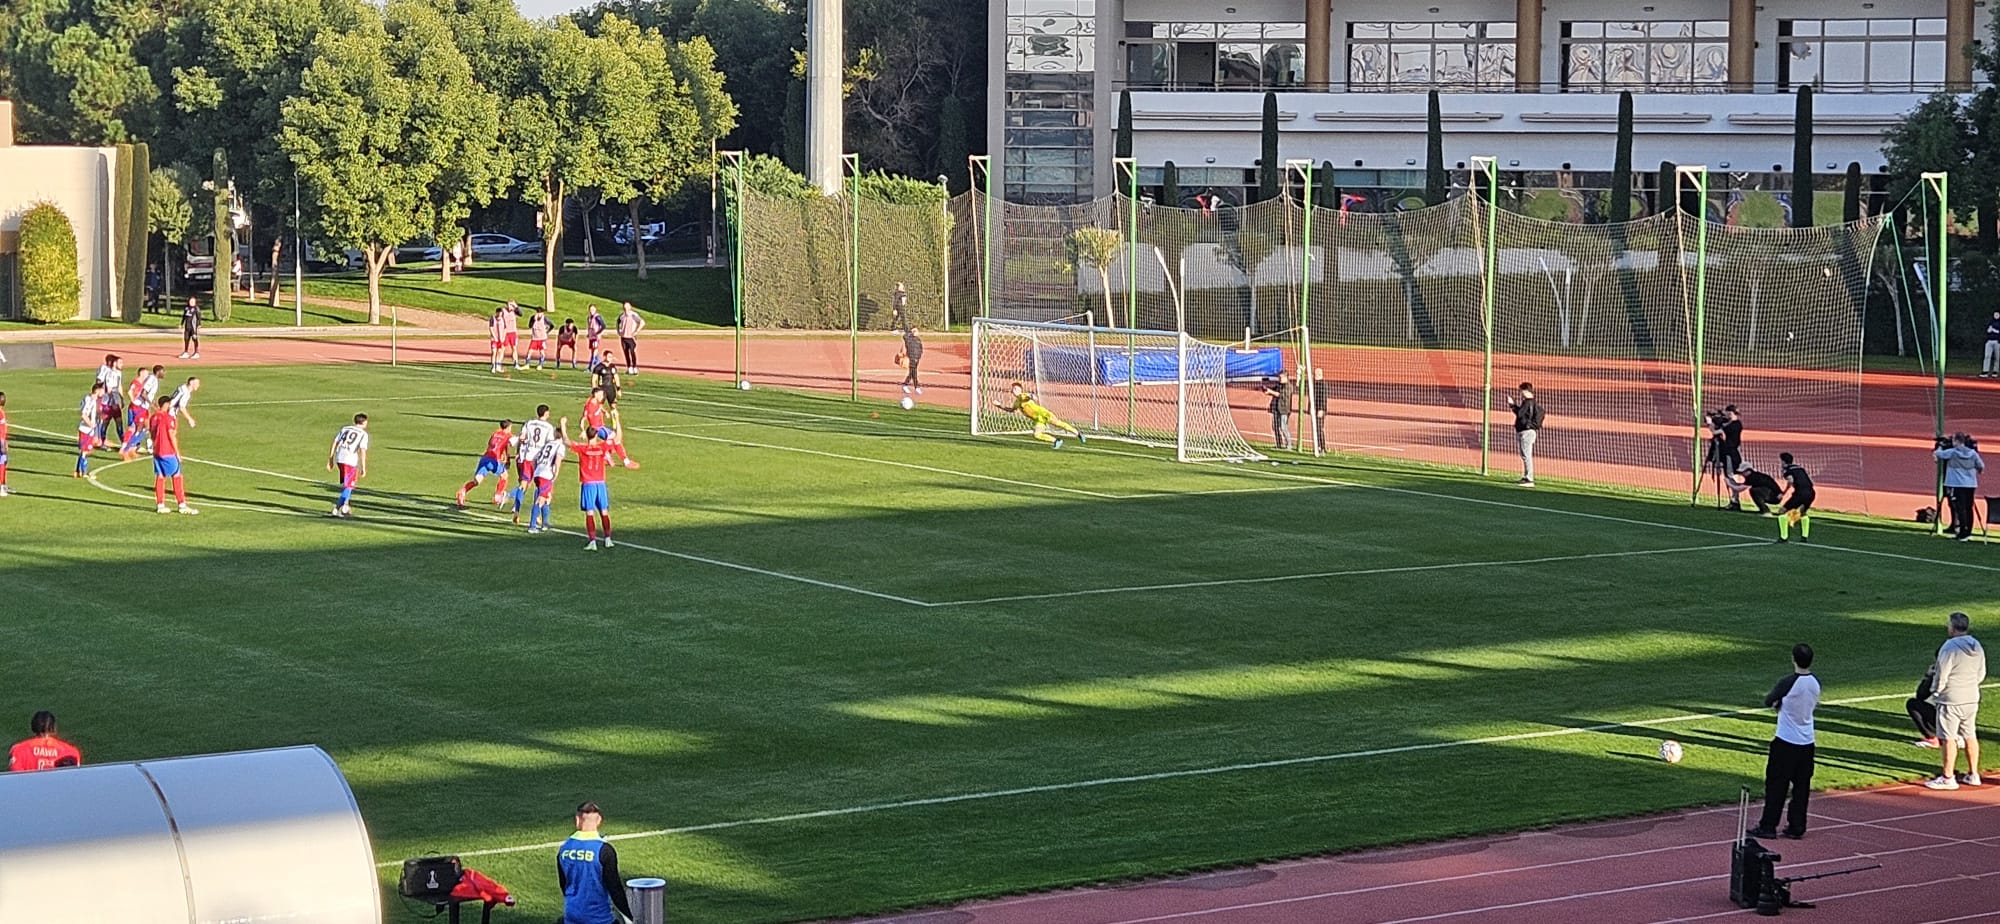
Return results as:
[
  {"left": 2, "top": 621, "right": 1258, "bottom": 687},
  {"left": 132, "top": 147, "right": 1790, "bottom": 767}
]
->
[
  {"left": 1347, "top": 22, "right": 1517, "bottom": 91},
  {"left": 1561, "top": 21, "right": 1728, "bottom": 92},
  {"left": 1008, "top": 2, "right": 1097, "bottom": 203},
  {"left": 1124, "top": 21, "right": 1305, "bottom": 89},
  {"left": 1779, "top": 19, "right": 1947, "bottom": 92}
]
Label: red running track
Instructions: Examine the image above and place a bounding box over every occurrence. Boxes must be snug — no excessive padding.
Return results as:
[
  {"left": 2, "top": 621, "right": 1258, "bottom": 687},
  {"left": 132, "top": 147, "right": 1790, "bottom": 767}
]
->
[
  {"left": 834, "top": 781, "right": 2000, "bottom": 924},
  {"left": 48, "top": 332, "right": 2000, "bottom": 517}
]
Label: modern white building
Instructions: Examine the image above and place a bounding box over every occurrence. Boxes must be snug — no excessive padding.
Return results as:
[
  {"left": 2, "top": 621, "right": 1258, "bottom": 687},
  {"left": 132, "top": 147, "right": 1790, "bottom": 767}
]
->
[
  {"left": 0, "top": 100, "right": 123, "bottom": 320},
  {"left": 990, "top": 1, "right": 1990, "bottom": 206}
]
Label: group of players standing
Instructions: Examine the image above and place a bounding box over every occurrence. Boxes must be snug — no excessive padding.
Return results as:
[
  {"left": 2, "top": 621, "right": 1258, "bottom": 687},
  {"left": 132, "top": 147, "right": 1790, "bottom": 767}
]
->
[
  {"left": 68, "top": 355, "right": 205, "bottom": 514},
  {"left": 451, "top": 378, "right": 639, "bottom": 550}
]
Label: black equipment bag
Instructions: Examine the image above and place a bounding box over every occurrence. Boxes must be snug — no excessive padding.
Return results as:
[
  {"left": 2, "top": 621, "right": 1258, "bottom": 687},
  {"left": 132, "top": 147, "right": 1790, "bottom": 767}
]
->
[{"left": 400, "top": 855, "right": 464, "bottom": 901}]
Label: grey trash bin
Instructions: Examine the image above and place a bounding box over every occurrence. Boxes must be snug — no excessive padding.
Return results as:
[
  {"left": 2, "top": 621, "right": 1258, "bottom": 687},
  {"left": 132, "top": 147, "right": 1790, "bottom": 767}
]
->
[{"left": 626, "top": 877, "right": 667, "bottom": 924}]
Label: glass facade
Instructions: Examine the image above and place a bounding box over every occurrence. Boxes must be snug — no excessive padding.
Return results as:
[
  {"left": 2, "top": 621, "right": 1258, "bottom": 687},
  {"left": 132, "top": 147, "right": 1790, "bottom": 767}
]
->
[
  {"left": 1124, "top": 21, "right": 1306, "bottom": 89},
  {"left": 1346, "top": 22, "right": 1518, "bottom": 91},
  {"left": 1006, "top": 1, "right": 1097, "bottom": 203},
  {"left": 1560, "top": 20, "right": 1729, "bottom": 92},
  {"left": 1779, "top": 19, "right": 1948, "bottom": 92}
]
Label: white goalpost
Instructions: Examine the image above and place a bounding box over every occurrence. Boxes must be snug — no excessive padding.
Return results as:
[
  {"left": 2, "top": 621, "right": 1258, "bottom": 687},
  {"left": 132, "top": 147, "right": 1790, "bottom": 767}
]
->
[{"left": 970, "top": 316, "right": 1264, "bottom": 463}]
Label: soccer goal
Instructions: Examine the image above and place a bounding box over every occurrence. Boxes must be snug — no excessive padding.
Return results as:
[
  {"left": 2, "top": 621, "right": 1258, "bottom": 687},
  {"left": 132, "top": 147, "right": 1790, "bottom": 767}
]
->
[{"left": 970, "top": 317, "right": 1266, "bottom": 463}]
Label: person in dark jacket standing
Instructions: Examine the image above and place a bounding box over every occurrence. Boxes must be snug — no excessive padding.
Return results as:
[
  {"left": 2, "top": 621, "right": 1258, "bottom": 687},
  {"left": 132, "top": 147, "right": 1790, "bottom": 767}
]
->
[
  {"left": 179, "top": 297, "right": 202, "bottom": 359},
  {"left": 897, "top": 324, "right": 924, "bottom": 394},
  {"left": 1934, "top": 433, "right": 1984, "bottom": 541},
  {"left": 1983, "top": 310, "right": 2000, "bottom": 377},
  {"left": 1909, "top": 662, "right": 1941, "bottom": 748},
  {"left": 1749, "top": 643, "right": 1820, "bottom": 840},
  {"left": 1505, "top": 382, "right": 1543, "bottom": 487},
  {"left": 557, "top": 802, "right": 634, "bottom": 924},
  {"left": 1262, "top": 373, "right": 1293, "bottom": 450},
  {"left": 1308, "top": 366, "right": 1329, "bottom": 457}
]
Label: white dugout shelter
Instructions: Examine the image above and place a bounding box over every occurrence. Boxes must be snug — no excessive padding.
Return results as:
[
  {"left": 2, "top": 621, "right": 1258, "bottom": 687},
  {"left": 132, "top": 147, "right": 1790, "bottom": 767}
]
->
[{"left": 0, "top": 745, "right": 380, "bottom": 923}]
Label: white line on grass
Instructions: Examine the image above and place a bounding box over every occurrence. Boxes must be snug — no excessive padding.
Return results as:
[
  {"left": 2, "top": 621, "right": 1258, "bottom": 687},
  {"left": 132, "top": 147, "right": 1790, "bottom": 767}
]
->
[
  {"left": 374, "top": 682, "right": 1999, "bottom": 867},
  {"left": 927, "top": 542, "right": 1766, "bottom": 607}
]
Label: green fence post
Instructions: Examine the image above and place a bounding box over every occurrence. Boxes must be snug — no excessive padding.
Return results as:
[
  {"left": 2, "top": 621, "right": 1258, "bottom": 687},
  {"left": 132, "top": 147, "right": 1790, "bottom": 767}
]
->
[
  {"left": 1924, "top": 171, "right": 1951, "bottom": 533},
  {"left": 1681, "top": 165, "right": 1711, "bottom": 506},
  {"left": 845, "top": 153, "right": 861, "bottom": 401},
  {"left": 720, "top": 150, "right": 746, "bottom": 387},
  {"left": 1473, "top": 156, "right": 1500, "bottom": 477},
  {"left": 1115, "top": 156, "right": 1138, "bottom": 435},
  {"left": 1287, "top": 159, "right": 1316, "bottom": 455}
]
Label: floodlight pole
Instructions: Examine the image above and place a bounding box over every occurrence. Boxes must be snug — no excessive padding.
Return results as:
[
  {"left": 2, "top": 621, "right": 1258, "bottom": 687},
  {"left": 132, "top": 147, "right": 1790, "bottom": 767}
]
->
[
  {"left": 1471, "top": 156, "right": 1500, "bottom": 476},
  {"left": 970, "top": 155, "right": 993, "bottom": 319},
  {"left": 938, "top": 173, "right": 951, "bottom": 329},
  {"left": 720, "top": 150, "right": 747, "bottom": 386},
  {"left": 293, "top": 173, "right": 304, "bottom": 327},
  {"left": 1678, "top": 165, "right": 1712, "bottom": 506},
  {"left": 1923, "top": 170, "right": 1950, "bottom": 533},
  {"left": 1115, "top": 155, "right": 1139, "bottom": 435},
  {"left": 1287, "top": 158, "right": 1317, "bottom": 456},
  {"left": 845, "top": 152, "right": 862, "bottom": 401}
]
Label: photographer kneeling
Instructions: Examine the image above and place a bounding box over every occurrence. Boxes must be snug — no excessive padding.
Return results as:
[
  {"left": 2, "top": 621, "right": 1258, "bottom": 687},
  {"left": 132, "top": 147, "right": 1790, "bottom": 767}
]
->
[
  {"left": 1730, "top": 461, "right": 1782, "bottom": 515},
  {"left": 1934, "top": 433, "right": 1986, "bottom": 542}
]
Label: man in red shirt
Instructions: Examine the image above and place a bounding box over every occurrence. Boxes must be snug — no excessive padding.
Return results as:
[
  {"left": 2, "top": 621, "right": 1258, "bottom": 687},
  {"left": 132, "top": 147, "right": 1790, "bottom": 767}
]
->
[
  {"left": 8, "top": 711, "right": 81, "bottom": 771},
  {"left": 150, "top": 405, "right": 196, "bottom": 515},
  {"left": 567, "top": 420, "right": 619, "bottom": 551},
  {"left": 457, "top": 420, "right": 516, "bottom": 508}
]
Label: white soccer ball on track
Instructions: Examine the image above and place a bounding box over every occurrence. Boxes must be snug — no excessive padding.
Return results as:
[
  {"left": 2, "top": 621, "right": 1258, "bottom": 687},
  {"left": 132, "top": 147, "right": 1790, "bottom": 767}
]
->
[
  {"left": 738, "top": 379, "right": 752, "bottom": 391},
  {"left": 1658, "top": 739, "right": 1684, "bottom": 764},
  {"left": 900, "top": 396, "right": 915, "bottom": 410}
]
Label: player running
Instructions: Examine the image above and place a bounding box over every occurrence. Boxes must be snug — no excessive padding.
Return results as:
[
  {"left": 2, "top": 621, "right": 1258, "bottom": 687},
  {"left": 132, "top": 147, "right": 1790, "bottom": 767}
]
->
[
  {"left": 568, "top": 418, "right": 621, "bottom": 550},
  {"left": 0, "top": 391, "right": 11, "bottom": 497},
  {"left": 76, "top": 382, "right": 106, "bottom": 476},
  {"left": 526, "top": 307, "right": 553, "bottom": 371},
  {"left": 1775, "top": 452, "right": 1816, "bottom": 544},
  {"left": 457, "top": 419, "right": 517, "bottom": 508},
  {"left": 511, "top": 406, "right": 558, "bottom": 523},
  {"left": 994, "top": 382, "right": 1084, "bottom": 449},
  {"left": 581, "top": 385, "right": 638, "bottom": 469},
  {"left": 525, "top": 422, "right": 569, "bottom": 535},
  {"left": 148, "top": 402, "right": 197, "bottom": 515},
  {"left": 326, "top": 414, "right": 370, "bottom": 518}
]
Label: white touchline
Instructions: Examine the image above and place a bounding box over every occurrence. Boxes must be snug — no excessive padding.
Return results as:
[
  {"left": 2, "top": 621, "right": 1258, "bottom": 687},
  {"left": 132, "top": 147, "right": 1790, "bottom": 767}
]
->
[
  {"left": 371, "top": 682, "right": 2000, "bottom": 867},
  {"left": 927, "top": 542, "right": 1766, "bottom": 607}
]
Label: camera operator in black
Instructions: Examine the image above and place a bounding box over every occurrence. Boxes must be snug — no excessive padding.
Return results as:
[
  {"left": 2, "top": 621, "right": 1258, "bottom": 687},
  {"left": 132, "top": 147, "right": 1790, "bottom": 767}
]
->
[
  {"left": 1707, "top": 405, "right": 1744, "bottom": 474},
  {"left": 1262, "top": 373, "right": 1293, "bottom": 451},
  {"left": 1934, "top": 432, "right": 1985, "bottom": 541},
  {"left": 1730, "top": 461, "right": 1782, "bottom": 515},
  {"left": 1776, "top": 452, "right": 1815, "bottom": 543}
]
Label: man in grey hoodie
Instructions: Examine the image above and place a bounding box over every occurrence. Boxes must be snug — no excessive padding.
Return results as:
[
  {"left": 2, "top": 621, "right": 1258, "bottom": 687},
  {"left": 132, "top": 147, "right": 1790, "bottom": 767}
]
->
[
  {"left": 1934, "top": 433, "right": 1985, "bottom": 541},
  {"left": 1926, "top": 612, "right": 1987, "bottom": 790}
]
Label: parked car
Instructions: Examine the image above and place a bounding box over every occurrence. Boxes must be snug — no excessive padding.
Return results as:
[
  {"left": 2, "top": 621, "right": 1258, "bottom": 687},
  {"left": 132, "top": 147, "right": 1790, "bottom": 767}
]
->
[{"left": 423, "top": 233, "right": 540, "bottom": 261}]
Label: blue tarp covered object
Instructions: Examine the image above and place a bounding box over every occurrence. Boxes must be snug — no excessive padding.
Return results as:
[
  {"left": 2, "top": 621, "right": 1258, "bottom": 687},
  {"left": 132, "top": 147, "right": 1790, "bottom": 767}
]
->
[{"left": 1023, "top": 345, "right": 1283, "bottom": 386}]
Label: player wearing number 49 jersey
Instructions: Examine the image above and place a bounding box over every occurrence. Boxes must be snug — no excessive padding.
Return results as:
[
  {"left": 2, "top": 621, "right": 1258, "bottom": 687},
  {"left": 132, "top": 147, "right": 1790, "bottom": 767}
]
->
[
  {"left": 326, "top": 414, "right": 370, "bottom": 518},
  {"left": 512, "top": 406, "right": 558, "bottom": 523}
]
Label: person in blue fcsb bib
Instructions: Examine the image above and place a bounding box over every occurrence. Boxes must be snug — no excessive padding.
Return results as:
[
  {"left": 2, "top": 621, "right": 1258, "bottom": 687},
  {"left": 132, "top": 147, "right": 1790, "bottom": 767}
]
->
[{"left": 557, "top": 801, "right": 635, "bottom": 924}]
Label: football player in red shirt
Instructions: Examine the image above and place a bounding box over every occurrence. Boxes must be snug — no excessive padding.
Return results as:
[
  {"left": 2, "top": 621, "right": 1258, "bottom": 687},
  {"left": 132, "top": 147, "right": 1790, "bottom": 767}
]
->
[
  {"left": 150, "top": 405, "right": 196, "bottom": 514},
  {"left": 0, "top": 390, "right": 10, "bottom": 497},
  {"left": 8, "top": 711, "right": 81, "bottom": 771},
  {"left": 567, "top": 420, "right": 620, "bottom": 551},
  {"left": 457, "top": 420, "right": 516, "bottom": 508}
]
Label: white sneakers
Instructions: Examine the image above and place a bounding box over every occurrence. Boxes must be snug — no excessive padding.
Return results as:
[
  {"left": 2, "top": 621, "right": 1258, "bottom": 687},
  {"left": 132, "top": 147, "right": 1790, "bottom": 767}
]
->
[
  {"left": 603, "top": 537, "right": 615, "bottom": 548},
  {"left": 584, "top": 540, "right": 599, "bottom": 551},
  {"left": 178, "top": 503, "right": 198, "bottom": 515},
  {"left": 157, "top": 503, "right": 170, "bottom": 514},
  {"left": 1925, "top": 772, "right": 1982, "bottom": 790}
]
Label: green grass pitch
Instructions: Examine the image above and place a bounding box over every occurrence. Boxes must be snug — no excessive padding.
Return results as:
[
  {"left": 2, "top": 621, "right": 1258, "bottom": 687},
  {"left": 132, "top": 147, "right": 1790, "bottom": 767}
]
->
[{"left": 0, "top": 361, "right": 1990, "bottom": 922}]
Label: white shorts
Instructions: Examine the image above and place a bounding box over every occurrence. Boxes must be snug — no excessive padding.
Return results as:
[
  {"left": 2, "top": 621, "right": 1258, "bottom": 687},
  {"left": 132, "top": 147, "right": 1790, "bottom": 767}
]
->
[{"left": 1938, "top": 702, "right": 1980, "bottom": 743}]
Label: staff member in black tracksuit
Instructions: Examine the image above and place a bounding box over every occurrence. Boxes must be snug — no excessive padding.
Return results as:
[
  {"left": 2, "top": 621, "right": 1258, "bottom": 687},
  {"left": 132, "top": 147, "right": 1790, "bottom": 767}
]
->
[
  {"left": 1729, "top": 461, "right": 1782, "bottom": 515},
  {"left": 1262, "top": 372, "right": 1293, "bottom": 450},
  {"left": 1309, "top": 366, "right": 1329, "bottom": 457},
  {"left": 1709, "top": 405, "right": 1744, "bottom": 474},
  {"left": 1776, "top": 452, "right": 1815, "bottom": 543},
  {"left": 897, "top": 325, "right": 924, "bottom": 395}
]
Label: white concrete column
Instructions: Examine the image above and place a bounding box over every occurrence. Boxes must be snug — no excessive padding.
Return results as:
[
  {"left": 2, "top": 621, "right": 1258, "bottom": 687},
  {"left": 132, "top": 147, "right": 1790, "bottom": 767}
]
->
[{"left": 807, "top": 0, "right": 843, "bottom": 195}]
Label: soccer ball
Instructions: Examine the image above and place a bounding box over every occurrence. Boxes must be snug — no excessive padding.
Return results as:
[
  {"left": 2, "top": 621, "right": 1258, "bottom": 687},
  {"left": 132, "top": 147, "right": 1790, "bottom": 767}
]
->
[
  {"left": 1658, "top": 740, "right": 1684, "bottom": 764},
  {"left": 738, "top": 379, "right": 751, "bottom": 391},
  {"left": 900, "top": 396, "right": 915, "bottom": 410}
]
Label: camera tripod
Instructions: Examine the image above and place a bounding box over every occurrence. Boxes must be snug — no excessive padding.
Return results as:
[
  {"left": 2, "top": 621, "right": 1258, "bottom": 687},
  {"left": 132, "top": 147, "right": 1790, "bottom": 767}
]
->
[{"left": 1696, "top": 436, "right": 1731, "bottom": 509}]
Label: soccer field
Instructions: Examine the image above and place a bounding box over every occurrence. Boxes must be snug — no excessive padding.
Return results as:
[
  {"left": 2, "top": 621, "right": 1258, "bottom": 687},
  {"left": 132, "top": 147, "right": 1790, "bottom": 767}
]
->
[{"left": 0, "top": 360, "right": 1992, "bottom": 923}]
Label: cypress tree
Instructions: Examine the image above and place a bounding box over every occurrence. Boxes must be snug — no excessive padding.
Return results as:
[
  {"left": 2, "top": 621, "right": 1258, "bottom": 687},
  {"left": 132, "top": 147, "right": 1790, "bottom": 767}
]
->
[
  {"left": 1319, "top": 160, "right": 1338, "bottom": 211},
  {"left": 1610, "top": 91, "right": 1634, "bottom": 223},
  {"left": 1258, "top": 91, "right": 1280, "bottom": 202},
  {"left": 1424, "top": 90, "right": 1446, "bottom": 206},
  {"left": 1162, "top": 161, "right": 1180, "bottom": 207},
  {"left": 1115, "top": 90, "right": 1134, "bottom": 161},
  {"left": 1657, "top": 161, "right": 1678, "bottom": 216},
  {"left": 1792, "top": 86, "right": 1815, "bottom": 228}
]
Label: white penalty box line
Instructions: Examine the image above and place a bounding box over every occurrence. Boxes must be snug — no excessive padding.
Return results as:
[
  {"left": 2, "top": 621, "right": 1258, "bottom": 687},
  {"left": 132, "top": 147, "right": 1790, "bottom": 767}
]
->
[{"left": 374, "top": 681, "right": 2000, "bottom": 868}]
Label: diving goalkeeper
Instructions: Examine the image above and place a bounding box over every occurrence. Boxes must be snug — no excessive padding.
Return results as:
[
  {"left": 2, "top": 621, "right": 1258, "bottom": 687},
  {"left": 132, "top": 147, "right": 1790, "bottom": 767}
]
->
[{"left": 995, "top": 382, "right": 1084, "bottom": 449}]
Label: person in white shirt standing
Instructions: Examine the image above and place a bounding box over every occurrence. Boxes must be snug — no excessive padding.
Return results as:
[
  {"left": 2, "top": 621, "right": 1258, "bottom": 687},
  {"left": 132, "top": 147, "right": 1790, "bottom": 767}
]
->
[
  {"left": 1749, "top": 643, "right": 1820, "bottom": 840},
  {"left": 93, "top": 354, "right": 125, "bottom": 447},
  {"left": 1926, "top": 612, "right": 1987, "bottom": 790},
  {"left": 325, "top": 414, "right": 370, "bottom": 518},
  {"left": 616, "top": 302, "right": 646, "bottom": 375}
]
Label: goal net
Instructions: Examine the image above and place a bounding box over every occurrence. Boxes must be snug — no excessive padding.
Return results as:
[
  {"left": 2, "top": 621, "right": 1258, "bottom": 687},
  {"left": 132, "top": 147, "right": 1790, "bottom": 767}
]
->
[{"left": 970, "top": 317, "right": 1265, "bottom": 463}]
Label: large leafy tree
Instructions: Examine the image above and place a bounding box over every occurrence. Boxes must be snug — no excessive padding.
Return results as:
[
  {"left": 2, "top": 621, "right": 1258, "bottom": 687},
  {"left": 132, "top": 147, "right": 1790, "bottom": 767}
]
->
[
  {"left": 383, "top": 0, "right": 504, "bottom": 282},
  {"left": 511, "top": 18, "right": 652, "bottom": 310},
  {"left": 576, "top": 0, "right": 799, "bottom": 160},
  {"left": 598, "top": 19, "right": 737, "bottom": 279},
  {"left": 280, "top": 3, "right": 444, "bottom": 321},
  {"left": 146, "top": 163, "right": 199, "bottom": 300},
  {"left": 842, "top": 0, "right": 985, "bottom": 178},
  {"left": 4, "top": 0, "right": 176, "bottom": 144}
]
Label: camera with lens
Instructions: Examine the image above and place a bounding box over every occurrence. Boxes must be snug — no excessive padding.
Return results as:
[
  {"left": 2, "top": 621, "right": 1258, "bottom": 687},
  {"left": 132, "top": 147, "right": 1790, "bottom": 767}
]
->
[
  {"left": 1937, "top": 433, "right": 1979, "bottom": 450},
  {"left": 1707, "top": 410, "right": 1731, "bottom": 430}
]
